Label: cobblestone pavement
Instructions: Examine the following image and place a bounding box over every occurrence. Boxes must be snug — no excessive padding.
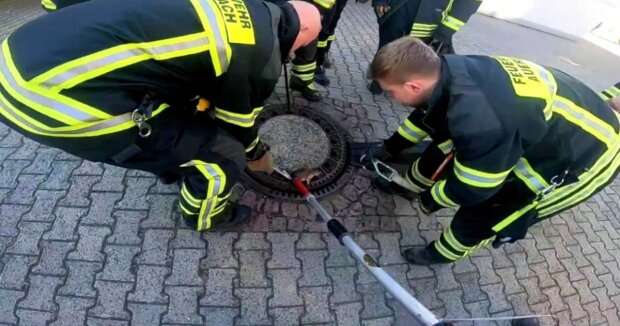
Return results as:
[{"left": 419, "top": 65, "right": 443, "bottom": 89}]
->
[{"left": 2, "top": 0, "right": 620, "bottom": 325}]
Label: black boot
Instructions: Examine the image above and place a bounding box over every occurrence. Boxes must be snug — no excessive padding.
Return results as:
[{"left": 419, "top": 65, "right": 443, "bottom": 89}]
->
[
  {"left": 290, "top": 75, "right": 321, "bottom": 102},
  {"left": 372, "top": 176, "right": 418, "bottom": 201},
  {"left": 323, "top": 53, "right": 332, "bottom": 69},
  {"left": 368, "top": 80, "right": 383, "bottom": 95},
  {"left": 402, "top": 246, "right": 450, "bottom": 266},
  {"left": 182, "top": 202, "right": 252, "bottom": 230},
  {"left": 314, "top": 65, "right": 330, "bottom": 86},
  {"left": 158, "top": 171, "right": 181, "bottom": 185}
]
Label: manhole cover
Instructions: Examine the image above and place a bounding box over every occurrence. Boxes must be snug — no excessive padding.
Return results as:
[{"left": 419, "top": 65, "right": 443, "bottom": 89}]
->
[{"left": 241, "top": 104, "right": 355, "bottom": 201}]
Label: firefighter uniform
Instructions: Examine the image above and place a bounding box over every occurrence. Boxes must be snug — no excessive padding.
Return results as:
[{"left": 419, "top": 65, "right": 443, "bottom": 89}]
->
[
  {"left": 315, "top": 0, "right": 349, "bottom": 74},
  {"left": 41, "top": 0, "right": 90, "bottom": 12},
  {"left": 288, "top": 0, "right": 336, "bottom": 101},
  {"left": 380, "top": 55, "right": 620, "bottom": 264},
  {"left": 602, "top": 82, "right": 620, "bottom": 101},
  {"left": 1, "top": 0, "right": 293, "bottom": 230}
]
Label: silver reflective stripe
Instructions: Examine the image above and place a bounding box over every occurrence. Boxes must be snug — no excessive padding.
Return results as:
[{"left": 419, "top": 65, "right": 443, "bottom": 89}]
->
[
  {"left": 0, "top": 50, "right": 98, "bottom": 122},
  {"left": 197, "top": 0, "right": 229, "bottom": 74},
  {"left": 40, "top": 37, "right": 210, "bottom": 89},
  {"left": 514, "top": 158, "right": 547, "bottom": 192},
  {"left": 454, "top": 160, "right": 507, "bottom": 187},
  {"left": 438, "top": 140, "right": 454, "bottom": 155},
  {"left": 553, "top": 99, "right": 615, "bottom": 142},
  {"left": 399, "top": 120, "right": 426, "bottom": 142}
]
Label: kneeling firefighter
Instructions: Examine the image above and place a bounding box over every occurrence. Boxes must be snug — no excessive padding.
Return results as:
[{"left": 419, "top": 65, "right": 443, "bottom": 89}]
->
[
  {"left": 0, "top": 0, "right": 321, "bottom": 230},
  {"left": 366, "top": 37, "right": 620, "bottom": 265}
]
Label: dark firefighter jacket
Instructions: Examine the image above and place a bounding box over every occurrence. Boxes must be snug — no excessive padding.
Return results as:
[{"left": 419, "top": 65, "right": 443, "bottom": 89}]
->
[
  {"left": 1, "top": 0, "right": 284, "bottom": 162},
  {"left": 42, "top": 0, "right": 90, "bottom": 12},
  {"left": 384, "top": 55, "right": 620, "bottom": 218}
]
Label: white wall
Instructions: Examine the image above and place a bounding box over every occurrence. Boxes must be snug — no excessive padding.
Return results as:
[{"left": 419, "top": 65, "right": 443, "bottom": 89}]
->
[{"left": 478, "top": 0, "right": 620, "bottom": 41}]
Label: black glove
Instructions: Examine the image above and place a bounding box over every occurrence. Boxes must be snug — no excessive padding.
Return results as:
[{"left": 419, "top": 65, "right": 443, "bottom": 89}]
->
[
  {"left": 428, "top": 39, "right": 455, "bottom": 55},
  {"left": 360, "top": 145, "right": 392, "bottom": 171}
]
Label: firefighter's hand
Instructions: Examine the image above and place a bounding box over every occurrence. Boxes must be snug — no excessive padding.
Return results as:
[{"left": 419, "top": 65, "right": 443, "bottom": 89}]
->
[
  {"left": 374, "top": 4, "right": 390, "bottom": 17},
  {"left": 247, "top": 152, "right": 274, "bottom": 173},
  {"left": 609, "top": 98, "right": 620, "bottom": 113}
]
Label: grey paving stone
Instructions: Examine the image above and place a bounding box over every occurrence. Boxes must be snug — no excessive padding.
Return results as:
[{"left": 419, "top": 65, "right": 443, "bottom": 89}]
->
[
  {"left": 430, "top": 265, "right": 460, "bottom": 292},
  {"left": 141, "top": 194, "right": 177, "bottom": 229},
  {"left": 361, "top": 317, "right": 395, "bottom": 326},
  {"left": 98, "top": 245, "right": 140, "bottom": 282},
  {"left": 0, "top": 254, "right": 37, "bottom": 290},
  {"left": 40, "top": 160, "right": 81, "bottom": 190},
  {"left": 72, "top": 161, "right": 104, "bottom": 176},
  {"left": 300, "top": 286, "right": 335, "bottom": 324},
  {"left": 0, "top": 289, "right": 25, "bottom": 324},
  {"left": 0, "top": 235, "right": 13, "bottom": 256},
  {"left": 358, "top": 283, "right": 392, "bottom": 320},
  {"left": 43, "top": 207, "right": 86, "bottom": 241},
  {"left": 528, "top": 262, "right": 557, "bottom": 289},
  {"left": 327, "top": 266, "right": 361, "bottom": 304},
  {"left": 32, "top": 240, "right": 75, "bottom": 276},
  {"left": 599, "top": 273, "right": 620, "bottom": 296},
  {"left": 602, "top": 309, "right": 620, "bottom": 325},
  {"left": 438, "top": 289, "right": 469, "bottom": 320},
  {"left": 106, "top": 211, "right": 145, "bottom": 245},
  {"left": 375, "top": 233, "right": 404, "bottom": 265},
  {"left": 6, "top": 221, "right": 50, "bottom": 255},
  {"left": 0, "top": 160, "right": 29, "bottom": 188},
  {"left": 268, "top": 268, "right": 303, "bottom": 308},
  {"left": 471, "top": 256, "right": 502, "bottom": 285},
  {"left": 539, "top": 248, "right": 565, "bottom": 274},
  {"left": 541, "top": 286, "right": 568, "bottom": 313},
  {"left": 518, "top": 277, "right": 548, "bottom": 305},
  {"left": 572, "top": 279, "right": 597, "bottom": 304},
  {"left": 128, "top": 303, "right": 166, "bottom": 326},
  {"left": 481, "top": 283, "right": 513, "bottom": 314},
  {"left": 23, "top": 148, "right": 57, "bottom": 174},
  {"left": 202, "top": 232, "right": 238, "bottom": 269},
  {"left": 115, "top": 177, "right": 156, "bottom": 210},
  {"left": 68, "top": 225, "right": 111, "bottom": 262},
  {"left": 4, "top": 174, "right": 45, "bottom": 205},
  {"left": 507, "top": 292, "right": 533, "bottom": 316},
  {"left": 59, "top": 176, "right": 100, "bottom": 207},
  {"left": 7, "top": 139, "right": 38, "bottom": 160},
  {"left": 171, "top": 229, "right": 206, "bottom": 249},
  {"left": 296, "top": 233, "right": 326, "bottom": 250},
  {"left": 21, "top": 190, "right": 66, "bottom": 222},
  {"left": 267, "top": 233, "right": 300, "bottom": 269},
  {"left": 464, "top": 300, "right": 491, "bottom": 321},
  {"left": 166, "top": 249, "right": 205, "bottom": 286},
  {"left": 298, "top": 250, "right": 330, "bottom": 287},
  {"left": 200, "top": 268, "right": 239, "bottom": 307},
  {"left": 333, "top": 301, "right": 362, "bottom": 326},
  {"left": 51, "top": 296, "right": 95, "bottom": 326},
  {"left": 127, "top": 265, "right": 169, "bottom": 304},
  {"left": 16, "top": 308, "right": 55, "bottom": 325},
  {"left": 92, "top": 165, "right": 126, "bottom": 192},
  {"left": 455, "top": 272, "right": 487, "bottom": 304},
  {"left": 323, "top": 233, "right": 356, "bottom": 267},
  {"left": 89, "top": 281, "right": 133, "bottom": 320},
  {"left": 565, "top": 294, "right": 588, "bottom": 321},
  {"left": 235, "top": 288, "right": 272, "bottom": 325},
  {"left": 80, "top": 192, "right": 123, "bottom": 226},
  {"left": 496, "top": 267, "right": 525, "bottom": 295},
  {"left": 201, "top": 307, "right": 238, "bottom": 326},
  {"left": 584, "top": 301, "right": 607, "bottom": 325},
  {"left": 560, "top": 257, "right": 586, "bottom": 282},
  {"left": 58, "top": 261, "right": 102, "bottom": 298},
  {"left": 270, "top": 306, "right": 304, "bottom": 326},
  {"left": 548, "top": 236, "right": 573, "bottom": 259},
  {"left": 136, "top": 229, "right": 174, "bottom": 266},
  {"left": 593, "top": 287, "right": 615, "bottom": 311},
  {"left": 86, "top": 318, "right": 129, "bottom": 326}
]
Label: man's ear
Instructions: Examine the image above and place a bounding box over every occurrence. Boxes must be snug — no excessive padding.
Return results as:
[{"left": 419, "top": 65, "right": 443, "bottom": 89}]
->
[{"left": 404, "top": 80, "right": 422, "bottom": 93}]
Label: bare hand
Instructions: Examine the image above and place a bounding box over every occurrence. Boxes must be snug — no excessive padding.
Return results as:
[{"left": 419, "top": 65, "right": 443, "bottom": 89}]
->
[
  {"left": 247, "top": 152, "right": 274, "bottom": 173},
  {"left": 374, "top": 5, "right": 390, "bottom": 17}
]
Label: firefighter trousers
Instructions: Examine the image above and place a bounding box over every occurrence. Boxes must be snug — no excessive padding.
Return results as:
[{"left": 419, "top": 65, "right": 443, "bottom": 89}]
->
[
  {"left": 316, "top": 0, "right": 349, "bottom": 66},
  {"left": 104, "top": 109, "right": 246, "bottom": 231},
  {"left": 377, "top": 0, "right": 422, "bottom": 49},
  {"left": 403, "top": 140, "right": 620, "bottom": 263}
]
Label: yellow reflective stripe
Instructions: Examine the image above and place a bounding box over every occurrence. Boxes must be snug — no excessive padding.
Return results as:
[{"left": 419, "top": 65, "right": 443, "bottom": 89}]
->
[
  {"left": 0, "top": 88, "right": 169, "bottom": 137},
  {"left": 397, "top": 119, "right": 427, "bottom": 143},
  {"left": 292, "top": 72, "right": 315, "bottom": 81},
  {"left": 327, "top": 35, "right": 335, "bottom": 41},
  {"left": 442, "top": 15, "right": 465, "bottom": 31},
  {"left": 186, "top": 161, "right": 226, "bottom": 231},
  {"left": 431, "top": 180, "right": 459, "bottom": 207},
  {"left": 444, "top": 227, "right": 471, "bottom": 252},
  {"left": 214, "top": 106, "right": 263, "bottom": 128},
  {"left": 0, "top": 41, "right": 111, "bottom": 125},
  {"left": 403, "top": 172, "right": 426, "bottom": 193},
  {"left": 190, "top": 0, "right": 232, "bottom": 76},
  {"left": 491, "top": 201, "right": 538, "bottom": 232},
  {"left": 434, "top": 240, "right": 460, "bottom": 261},
  {"left": 317, "top": 40, "right": 328, "bottom": 48},
  {"left": 32, "top": 33, "right": 211, "bottom": 92},
  {"left": 42, "top": 0, "right": 57, "bottom": 10},
  {"left": 410, "top": 32, "right": 434, "bottom": 38},
  {"left": 411, "top": 159, "right": 433, "bottom": 187},
  {"left": 411, "top": 23, "right": 437, "bottom": 31},
  {"left": 601, "top": 86, "right": 620, "bottom": 100},
  {"left": 181, "top": 184, "right": 201, "bottom": 208},
  {"left": 513, "top": 158, "right": 549, "bottom": 194},
  {"left": 464, "top": 238, "right": 493, "bottom": 256},
  {"left": 179, "top": 201, "right": 198, "bottom": 216},
  {"left": 454, "top": 158, "right": 511, "bottom": 188},
  {"left": 313, "top": 0, "right": 335, "bottom": 9},
  {"left": 552, "top": 96, "right": 616, "bottom": 148},
  {"left": 293, "top": 62, "right": 317, "bottom": 72},
  {"left": 246, "top": 136, "right": 260, "bottom": 153},
  {"left": 438, "top": 139, "right": 454, "bottom": 155}
]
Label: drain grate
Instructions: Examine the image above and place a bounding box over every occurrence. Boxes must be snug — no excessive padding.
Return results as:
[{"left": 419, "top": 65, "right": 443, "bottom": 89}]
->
[{"left": 240, "top": 104, "right": 355, "bottom": 201}]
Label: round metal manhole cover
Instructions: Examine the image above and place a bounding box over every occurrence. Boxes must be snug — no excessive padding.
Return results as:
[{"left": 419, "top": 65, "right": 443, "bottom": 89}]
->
[{"left": 240, "top": 104, "right": 355, "bottom": 201}]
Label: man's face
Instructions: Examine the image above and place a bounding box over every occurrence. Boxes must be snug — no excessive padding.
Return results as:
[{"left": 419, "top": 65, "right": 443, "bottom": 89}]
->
[{"left": 377, "top": 79, "right": 426, "bottom": 107}]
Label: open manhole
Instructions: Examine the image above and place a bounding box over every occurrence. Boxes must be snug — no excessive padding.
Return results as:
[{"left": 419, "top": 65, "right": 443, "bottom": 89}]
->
[{"left": 240, "top": 104, "right": 355, "bottom": 201}]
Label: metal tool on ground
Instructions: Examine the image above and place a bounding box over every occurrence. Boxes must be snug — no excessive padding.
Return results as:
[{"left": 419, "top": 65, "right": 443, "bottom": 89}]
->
[{"left": 272, "top": 165, "right": 448, "bottom": 326}]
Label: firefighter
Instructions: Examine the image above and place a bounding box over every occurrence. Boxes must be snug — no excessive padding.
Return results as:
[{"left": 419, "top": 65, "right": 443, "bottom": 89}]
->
[
  {"left": 366, "top": 37, "right": 620, "bottom": 265},
  {"left": 0, "top": 0, "right": 321, "bottom": 231},
  {"left": 286, "top": 0, "right": 336, "bottom": 101},
  {"left": 41, "top": 0, "right": 90, "bottom": 11},
  {"left": 603, "top": 83, "right": 620, "bottom": 112},
  {"left": 313, "top": 0, "right": 349, "bottom": 86},
  {"left": 369, "top": 0, "right": 482, "bottom": 94}
]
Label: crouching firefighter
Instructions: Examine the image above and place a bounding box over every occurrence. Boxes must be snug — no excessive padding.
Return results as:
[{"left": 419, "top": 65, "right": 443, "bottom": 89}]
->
[
  {"left": 0, "top": 0, "right": 321, "bottom": 230},
  {"left": 602, "top": 82, "right": 620, "bottom": 112},
  {"left": 365, "top": 37, "right": 620, "bottom": 265}
]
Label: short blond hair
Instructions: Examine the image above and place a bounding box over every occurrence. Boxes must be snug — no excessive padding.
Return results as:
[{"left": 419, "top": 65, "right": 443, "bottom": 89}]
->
[{"left": 370, "top": 36, "right": 440, "bottom": 83}]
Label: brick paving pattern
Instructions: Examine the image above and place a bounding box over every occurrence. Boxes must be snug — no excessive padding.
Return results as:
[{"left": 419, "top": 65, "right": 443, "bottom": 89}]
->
[{"left": 1, "top": 0, "right": 620, "bottom": 325}]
